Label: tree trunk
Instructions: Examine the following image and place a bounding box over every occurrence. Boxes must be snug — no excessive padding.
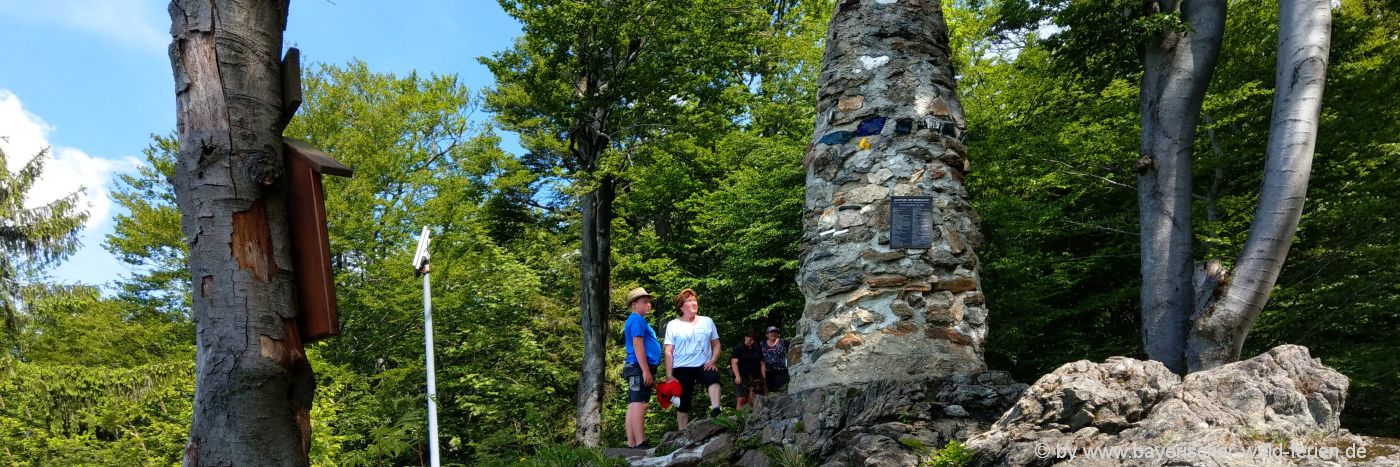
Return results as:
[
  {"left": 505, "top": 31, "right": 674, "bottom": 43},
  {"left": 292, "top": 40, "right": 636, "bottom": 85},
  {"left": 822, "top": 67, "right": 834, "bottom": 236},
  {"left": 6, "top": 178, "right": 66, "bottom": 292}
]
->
[
  {"left": 574, "top": 174, "right": 614, "bottom": 447},
  {"left": 789, "top": 0, "right": 988, "bottom": 392},
  {"left": 169, "top": 1, "right": 314, "bottom": 465},
  {"left": 1187, "top": 0, "right": 1331, "bottom": 372},
  {"left": 1137, "top": 0, "right": 1225, "bottom": 374}
]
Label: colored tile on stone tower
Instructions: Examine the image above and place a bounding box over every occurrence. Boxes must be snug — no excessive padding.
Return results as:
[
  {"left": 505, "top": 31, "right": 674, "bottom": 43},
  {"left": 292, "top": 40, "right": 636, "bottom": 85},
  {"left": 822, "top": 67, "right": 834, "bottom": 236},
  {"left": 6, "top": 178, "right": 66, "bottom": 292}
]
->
[
  {"left": 855, "top": 116, "right": 886, "bottom": 136},
  {"left": 820, "top": 131, "right": 855, "bottom": 145}
]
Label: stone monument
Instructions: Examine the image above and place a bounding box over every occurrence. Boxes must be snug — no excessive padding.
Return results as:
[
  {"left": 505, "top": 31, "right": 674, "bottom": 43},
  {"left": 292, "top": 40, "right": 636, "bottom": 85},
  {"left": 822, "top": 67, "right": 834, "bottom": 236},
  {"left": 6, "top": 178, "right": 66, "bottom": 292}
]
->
[
  {"left": 791, "top": 0, "right": 988, "bottom": 391},
  {"left": 620, "top": 2, "right": 1032, "bottom": 463}
]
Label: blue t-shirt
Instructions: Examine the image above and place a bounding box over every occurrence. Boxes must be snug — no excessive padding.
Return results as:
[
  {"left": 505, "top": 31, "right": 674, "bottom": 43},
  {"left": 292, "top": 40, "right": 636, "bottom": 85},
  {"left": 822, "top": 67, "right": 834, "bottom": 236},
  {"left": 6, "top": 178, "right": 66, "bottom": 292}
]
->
[{"left": 624, "top": 312, "right": 662, "bottom": 366}]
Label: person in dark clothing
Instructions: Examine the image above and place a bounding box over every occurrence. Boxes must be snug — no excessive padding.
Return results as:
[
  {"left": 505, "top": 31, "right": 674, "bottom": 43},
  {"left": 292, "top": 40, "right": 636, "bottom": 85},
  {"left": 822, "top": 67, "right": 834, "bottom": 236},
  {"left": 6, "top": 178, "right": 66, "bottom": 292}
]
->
[
  {"left": 760, "top": 326, "right": 790, "bottom": 392},
  {"left": 730, "top": 330, "right": 765, "bottom": 410}
]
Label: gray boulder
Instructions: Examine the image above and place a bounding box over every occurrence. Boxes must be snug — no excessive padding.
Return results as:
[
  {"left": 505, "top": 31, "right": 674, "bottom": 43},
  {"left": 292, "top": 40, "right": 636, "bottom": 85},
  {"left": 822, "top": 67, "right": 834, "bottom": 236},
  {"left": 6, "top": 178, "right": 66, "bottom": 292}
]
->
[{"left": 967, "top": 345, "right": 1394, "bottom": 466}]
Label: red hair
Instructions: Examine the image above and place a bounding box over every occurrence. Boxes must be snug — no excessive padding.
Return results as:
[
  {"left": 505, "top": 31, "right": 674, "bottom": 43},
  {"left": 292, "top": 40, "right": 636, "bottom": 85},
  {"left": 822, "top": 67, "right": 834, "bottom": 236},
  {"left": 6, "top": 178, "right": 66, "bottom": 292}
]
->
[{"left": 674, "top": 288, "right": 698, "bottom": 311}]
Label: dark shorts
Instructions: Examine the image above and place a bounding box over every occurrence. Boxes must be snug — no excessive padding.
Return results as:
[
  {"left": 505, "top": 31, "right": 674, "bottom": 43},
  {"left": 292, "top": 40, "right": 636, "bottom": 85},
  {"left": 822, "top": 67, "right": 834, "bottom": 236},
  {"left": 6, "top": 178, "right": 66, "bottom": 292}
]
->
[
  {"left": 623, "top": 363, "right": 658, "bottom": 404},
  {"left": 735, "top": 375, "right": 766, "bottom": 398},
  {"left": 672, "top": 366, "right": 720, "bottom": 413},
  {"left": 766, "top": 368, "right": 790, "bottom": 392}
]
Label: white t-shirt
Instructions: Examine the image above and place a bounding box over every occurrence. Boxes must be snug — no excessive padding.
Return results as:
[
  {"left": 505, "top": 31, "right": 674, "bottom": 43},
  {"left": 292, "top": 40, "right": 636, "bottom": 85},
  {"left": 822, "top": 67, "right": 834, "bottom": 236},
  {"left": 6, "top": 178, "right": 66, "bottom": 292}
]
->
[{"left": 664, "top": 316, "right": 719, "bottom": 368}]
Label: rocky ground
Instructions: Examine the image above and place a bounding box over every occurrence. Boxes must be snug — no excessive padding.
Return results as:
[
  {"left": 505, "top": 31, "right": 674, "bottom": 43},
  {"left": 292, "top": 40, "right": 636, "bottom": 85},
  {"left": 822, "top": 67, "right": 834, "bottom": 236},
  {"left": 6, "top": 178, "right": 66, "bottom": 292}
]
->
[
  {"left": 612, "top": 345, "right": 1398, "bottom": 466},
  {"left": 615, "top": 371, "right": 1027, "bottom": 466}
]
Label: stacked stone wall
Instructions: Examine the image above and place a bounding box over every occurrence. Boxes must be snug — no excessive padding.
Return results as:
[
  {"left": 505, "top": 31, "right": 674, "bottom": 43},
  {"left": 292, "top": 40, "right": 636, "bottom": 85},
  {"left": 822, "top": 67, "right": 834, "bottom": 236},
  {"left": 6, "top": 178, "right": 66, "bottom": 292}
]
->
[{"left": 792, "top": 0, "right": 987, "bottom": 391}]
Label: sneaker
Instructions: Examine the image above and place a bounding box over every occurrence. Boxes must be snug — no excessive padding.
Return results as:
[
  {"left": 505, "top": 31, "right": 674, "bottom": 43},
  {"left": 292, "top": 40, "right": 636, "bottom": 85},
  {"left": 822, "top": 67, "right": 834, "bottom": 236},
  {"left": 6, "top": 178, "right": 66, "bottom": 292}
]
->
[
  {"left": 630, "top": 440, "right": 653, "bottom": 450},
  {"left": 710, "top": 406, "right": 722, "bottom": 418}
]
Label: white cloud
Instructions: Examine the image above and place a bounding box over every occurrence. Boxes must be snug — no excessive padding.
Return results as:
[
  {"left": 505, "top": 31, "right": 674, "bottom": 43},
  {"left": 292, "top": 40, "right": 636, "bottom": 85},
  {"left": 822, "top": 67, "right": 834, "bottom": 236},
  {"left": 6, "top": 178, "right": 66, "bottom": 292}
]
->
[
  {"left": 1, "top": 89, "right": 140, "bottom": 231},
  {"left": 0, "top": 0, "right": 167, "bottom": 52}
]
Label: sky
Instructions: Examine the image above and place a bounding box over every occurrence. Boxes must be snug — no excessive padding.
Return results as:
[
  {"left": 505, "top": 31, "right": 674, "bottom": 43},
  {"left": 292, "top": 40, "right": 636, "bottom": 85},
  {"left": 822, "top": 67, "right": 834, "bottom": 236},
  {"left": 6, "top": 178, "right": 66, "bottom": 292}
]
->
[{"left": 0, "top": 0, "right": 522, "bottom": 288}]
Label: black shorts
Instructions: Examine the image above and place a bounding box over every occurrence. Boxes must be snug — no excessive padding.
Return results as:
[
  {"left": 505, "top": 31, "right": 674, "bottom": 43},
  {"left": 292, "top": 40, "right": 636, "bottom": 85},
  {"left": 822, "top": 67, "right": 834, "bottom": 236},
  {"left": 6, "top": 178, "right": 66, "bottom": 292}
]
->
[
  {"left": 735, "top": 375, "right": 766, "bottom": 398},
  {"left": 766, "top": 368, "right": 790, "bottom": 392},
  {"left": 671, "top": 366, "right": 720, "bottom": 413},
  {"left": 622, "top": 363, "right": 658, "bottom": 404}
]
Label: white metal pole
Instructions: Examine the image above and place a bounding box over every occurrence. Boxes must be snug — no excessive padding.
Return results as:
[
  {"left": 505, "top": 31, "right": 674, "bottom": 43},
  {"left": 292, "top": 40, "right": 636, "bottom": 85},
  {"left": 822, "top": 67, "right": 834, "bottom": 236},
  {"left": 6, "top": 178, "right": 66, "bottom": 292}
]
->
[{"left": 423, "top": 270, "right": 441, "bottom": 467}]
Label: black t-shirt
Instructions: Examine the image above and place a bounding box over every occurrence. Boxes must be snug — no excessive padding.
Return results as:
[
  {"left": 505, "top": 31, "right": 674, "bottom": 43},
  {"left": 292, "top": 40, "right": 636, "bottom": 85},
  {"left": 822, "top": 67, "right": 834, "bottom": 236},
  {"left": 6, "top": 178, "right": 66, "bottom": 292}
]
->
[{"left": 730, "top": 343, "right": 763, "bottom": 378}]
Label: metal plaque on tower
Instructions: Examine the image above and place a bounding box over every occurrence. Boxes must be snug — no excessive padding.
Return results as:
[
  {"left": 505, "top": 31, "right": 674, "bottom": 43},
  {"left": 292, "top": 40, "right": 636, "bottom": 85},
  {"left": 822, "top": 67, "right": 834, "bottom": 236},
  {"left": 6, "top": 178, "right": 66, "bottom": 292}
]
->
[{"left": 889, "top": 196, "right": 934, "bottom": 249}]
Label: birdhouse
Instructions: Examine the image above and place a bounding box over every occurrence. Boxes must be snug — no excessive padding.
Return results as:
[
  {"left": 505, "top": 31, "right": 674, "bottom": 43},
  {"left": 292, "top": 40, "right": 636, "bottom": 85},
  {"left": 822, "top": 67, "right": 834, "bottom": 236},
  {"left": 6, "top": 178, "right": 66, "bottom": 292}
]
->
[{"left": 284, "top": 137, "right": 352, "bottom": 342}]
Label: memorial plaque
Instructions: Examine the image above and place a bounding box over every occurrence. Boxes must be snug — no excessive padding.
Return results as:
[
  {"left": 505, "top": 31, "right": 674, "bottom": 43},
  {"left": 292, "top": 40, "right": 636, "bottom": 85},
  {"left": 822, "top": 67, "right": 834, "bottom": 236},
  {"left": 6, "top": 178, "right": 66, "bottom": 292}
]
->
[{"left": 890, "top": 196, "right": 934, "bottom": 249}]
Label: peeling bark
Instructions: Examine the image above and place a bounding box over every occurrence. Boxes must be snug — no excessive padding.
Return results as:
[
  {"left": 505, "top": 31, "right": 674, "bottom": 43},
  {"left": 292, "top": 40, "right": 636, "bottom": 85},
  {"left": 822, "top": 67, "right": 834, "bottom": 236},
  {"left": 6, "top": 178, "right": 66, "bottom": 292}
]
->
[
  {"left": 169, "top": 0, "right": 314, "bottom": 465},
  {"left": 1137, "top": 0, "right": 1225, "bottom": 374},
  {"left": 1188, "top": 0, "right": 1331, "bottom": 372}
]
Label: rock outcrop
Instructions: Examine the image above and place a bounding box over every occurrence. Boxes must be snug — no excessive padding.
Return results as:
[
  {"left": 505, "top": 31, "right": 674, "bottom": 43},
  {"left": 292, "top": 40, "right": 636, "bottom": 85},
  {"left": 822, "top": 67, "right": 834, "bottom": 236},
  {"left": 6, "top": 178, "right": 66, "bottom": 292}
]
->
[
  {"left": 626, "top": 372, "right": 1028, "bottom": 466},
  {"left": 967, "top": 345, "right": 1397, "bottom": 466},
  {"left": 619, "top": 346, "right": 1400, "bottom": 466}
]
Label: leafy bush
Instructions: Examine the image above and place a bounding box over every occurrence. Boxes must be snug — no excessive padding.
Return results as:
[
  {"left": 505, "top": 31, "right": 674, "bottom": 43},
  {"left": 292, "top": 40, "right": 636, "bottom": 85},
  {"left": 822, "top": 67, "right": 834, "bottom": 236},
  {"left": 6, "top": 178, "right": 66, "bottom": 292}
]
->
[{"left": 927, "top": 440, "right": 973, "bottom": 467}]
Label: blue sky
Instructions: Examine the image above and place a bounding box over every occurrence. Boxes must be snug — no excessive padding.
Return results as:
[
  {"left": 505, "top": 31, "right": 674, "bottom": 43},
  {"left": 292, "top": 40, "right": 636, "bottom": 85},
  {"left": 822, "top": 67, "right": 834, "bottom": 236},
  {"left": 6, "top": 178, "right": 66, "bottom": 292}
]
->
[{"left": 0, "top": 0, "right": 522, "bottom": 288}]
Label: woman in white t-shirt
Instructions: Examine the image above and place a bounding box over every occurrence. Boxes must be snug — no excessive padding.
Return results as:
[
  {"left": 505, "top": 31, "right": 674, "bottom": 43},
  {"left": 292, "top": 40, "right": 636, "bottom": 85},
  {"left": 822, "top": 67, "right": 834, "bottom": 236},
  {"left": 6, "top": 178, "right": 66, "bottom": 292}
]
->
[{"left": 663, "top": 288, "right": 722, "bottom": 429}]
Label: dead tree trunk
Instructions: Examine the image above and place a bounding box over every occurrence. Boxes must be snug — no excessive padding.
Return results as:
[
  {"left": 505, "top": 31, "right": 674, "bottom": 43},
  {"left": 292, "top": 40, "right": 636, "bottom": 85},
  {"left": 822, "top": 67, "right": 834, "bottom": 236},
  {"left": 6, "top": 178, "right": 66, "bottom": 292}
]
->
[
  {"left": 1187, "top": 0, "right": 1331, "bottom": 372},
  {"left": 169, "top": 1, "right": 314, "bottom": 465},
  {"left": 1137, "top": 0, "right": 1225, "bottom": 374},
  {"left": 790, "top": 0, "right": 988, "bottom": 392}
]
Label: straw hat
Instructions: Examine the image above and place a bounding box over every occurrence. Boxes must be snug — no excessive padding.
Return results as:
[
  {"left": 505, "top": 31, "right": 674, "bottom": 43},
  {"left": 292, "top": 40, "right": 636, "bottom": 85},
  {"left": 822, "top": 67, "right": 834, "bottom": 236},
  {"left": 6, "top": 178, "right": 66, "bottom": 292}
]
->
[{"left": 625, "top": 287, "right": 653, "bottom": 305}]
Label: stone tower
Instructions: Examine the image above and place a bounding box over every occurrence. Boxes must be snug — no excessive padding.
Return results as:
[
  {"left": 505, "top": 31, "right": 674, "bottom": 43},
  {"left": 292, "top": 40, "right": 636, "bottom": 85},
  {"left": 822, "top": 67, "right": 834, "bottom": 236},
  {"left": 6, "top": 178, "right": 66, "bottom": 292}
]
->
[{"left": 790, "top": 0, "right": 988, "bottom": 391}]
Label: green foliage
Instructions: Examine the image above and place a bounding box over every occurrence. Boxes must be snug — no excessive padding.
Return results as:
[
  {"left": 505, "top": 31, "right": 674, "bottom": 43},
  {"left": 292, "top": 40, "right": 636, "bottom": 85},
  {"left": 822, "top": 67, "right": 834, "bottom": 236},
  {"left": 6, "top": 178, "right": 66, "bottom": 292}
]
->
[
  {"left": 961, "top": 31, "right": 1142, "bottom": 377},
  {"left": 711, "top": 413, "right": 740, "bottom": 432},
  {"left": 103, "top": 134, "right": 189, "bottom": 321},
  {"left": 15, "top": 284, "right": 190, "bottom": 366},
  {"left": 1240, "top": 0, "right": 1400, "bottom": 436},
  {"left": 1, "top": 147, "right": 86, "bottom": 347},
  {"left": 483, "top": 443, "right": 626, "bottom": 467},
  {"left": 484, "top": 0, "right": 829, "bottom": 449},
  {"left": 958, "top": 0, "right": 1400, "bottom": 436},
  {"left": 1131, "top": 12, "right": 1192, "bottom": 37},
  {"left": 607, "top": 0, "right": 827, "bottom": 343},
  {"left": 0, "top": 361, "right": 194, "bottom": 466},
  {"left": 281, "top": 61, "right": 583, "bottom": 463},
  {"left": 481, "top": 0, "right": 762, "bottom": 181},
  {"left": 0, "top": 285, "right": 192, "bottom": 465},
  {"left": 926, "top": 440, "right": 972, "bottom": 467},
  {"left": 25, "top": 60, "right": 588, "bottom": 465},
  {"left": 762, "top": 443, "right": 816, "bottom": 467}
]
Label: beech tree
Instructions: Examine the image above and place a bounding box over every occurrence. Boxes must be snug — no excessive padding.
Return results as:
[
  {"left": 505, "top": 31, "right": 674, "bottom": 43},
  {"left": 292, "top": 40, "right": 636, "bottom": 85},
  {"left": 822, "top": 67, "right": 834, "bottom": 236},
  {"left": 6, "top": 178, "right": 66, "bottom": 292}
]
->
[
  {"left": 1185, "top": 0, "right": 1332, "bottom": 371},
  {"left": 168, "top": 0, "right": 314, "bottom": 464},
  {"left": 1137, "top": 0, "right": 1332, "bottom": 373},
  {"left": 482, "top": 0, "right": 756, "bottom": 446},
  {"left": 1136, "top": 0, "right": 1226, "bottom": 375}
]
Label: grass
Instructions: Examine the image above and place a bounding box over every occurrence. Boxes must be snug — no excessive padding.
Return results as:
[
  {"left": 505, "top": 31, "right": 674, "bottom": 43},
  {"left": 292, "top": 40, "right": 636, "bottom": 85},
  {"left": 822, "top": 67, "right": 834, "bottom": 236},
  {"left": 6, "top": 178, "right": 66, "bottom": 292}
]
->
[{"left": 763, "top": 443, "right": 816, "bottom": 467}]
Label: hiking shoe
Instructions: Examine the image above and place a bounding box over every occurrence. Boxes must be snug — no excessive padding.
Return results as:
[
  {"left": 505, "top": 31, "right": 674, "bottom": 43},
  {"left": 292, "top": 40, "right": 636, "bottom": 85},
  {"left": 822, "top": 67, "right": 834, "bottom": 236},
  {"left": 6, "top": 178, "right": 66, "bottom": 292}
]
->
[
  {"left": 710, "top": 406, "right": 722, "bottom": 418},
  {"left": 630, "top": 440, "right": 653, "bottom": 450}
]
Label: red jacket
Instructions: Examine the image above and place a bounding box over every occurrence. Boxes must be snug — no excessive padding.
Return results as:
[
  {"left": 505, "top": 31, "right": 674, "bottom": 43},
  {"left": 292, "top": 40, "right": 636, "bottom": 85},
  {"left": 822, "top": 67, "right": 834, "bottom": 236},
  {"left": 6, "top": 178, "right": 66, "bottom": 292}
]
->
[{"left": 656, "top": 379, "right": 682, "bottom": 409}]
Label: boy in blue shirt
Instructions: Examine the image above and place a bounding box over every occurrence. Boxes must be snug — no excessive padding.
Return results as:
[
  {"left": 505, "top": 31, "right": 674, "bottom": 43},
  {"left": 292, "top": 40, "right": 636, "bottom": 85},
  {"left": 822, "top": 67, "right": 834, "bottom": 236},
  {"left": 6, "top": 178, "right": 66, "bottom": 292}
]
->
[{"left": 622, "top": 287, "right": 661, "bottom": 449}]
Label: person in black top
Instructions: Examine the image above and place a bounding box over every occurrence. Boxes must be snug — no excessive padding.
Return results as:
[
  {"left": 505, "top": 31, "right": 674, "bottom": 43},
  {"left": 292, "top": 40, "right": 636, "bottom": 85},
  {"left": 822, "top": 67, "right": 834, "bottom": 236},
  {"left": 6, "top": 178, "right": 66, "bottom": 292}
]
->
[
  {"left": 729, "top": 329, "right": 766, "bottom": 410},
  {"left": 760, "top": 326, "right": 790, "bottom": 392}
]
